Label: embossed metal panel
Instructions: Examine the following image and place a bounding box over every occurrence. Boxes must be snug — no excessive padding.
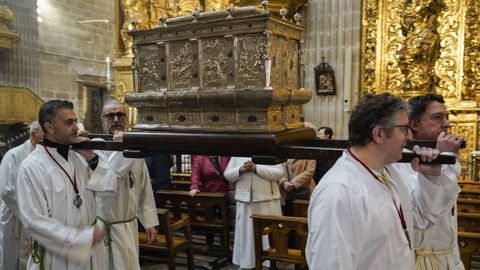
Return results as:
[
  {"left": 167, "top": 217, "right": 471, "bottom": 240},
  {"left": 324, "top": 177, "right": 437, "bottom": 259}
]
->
[{"left": 137, "top": 44, "right": 163, "bottom": 92}]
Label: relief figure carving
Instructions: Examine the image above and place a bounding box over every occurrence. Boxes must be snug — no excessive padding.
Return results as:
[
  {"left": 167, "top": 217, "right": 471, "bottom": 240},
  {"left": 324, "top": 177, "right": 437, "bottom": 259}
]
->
[
  {"left": 170, "top": 42, "right": 195, "bottom": 89},
  {"left": 202, "top": 39, "right": 228, "bottom": 88},
  {"left": 238, "top": 36, "right": 265, "bottom": 88}
]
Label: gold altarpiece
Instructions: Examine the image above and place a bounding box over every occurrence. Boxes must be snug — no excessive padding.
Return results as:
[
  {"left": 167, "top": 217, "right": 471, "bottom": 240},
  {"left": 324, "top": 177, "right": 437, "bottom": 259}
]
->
[{"left": 361, "top": 0, "right": 480, "bottom": 180}]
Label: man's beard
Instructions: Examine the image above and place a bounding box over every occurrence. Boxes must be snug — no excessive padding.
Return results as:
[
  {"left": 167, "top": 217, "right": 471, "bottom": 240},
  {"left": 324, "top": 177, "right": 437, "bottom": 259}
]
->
[{"left": 109, "top": 124, "right": 124, "bottom": 134}]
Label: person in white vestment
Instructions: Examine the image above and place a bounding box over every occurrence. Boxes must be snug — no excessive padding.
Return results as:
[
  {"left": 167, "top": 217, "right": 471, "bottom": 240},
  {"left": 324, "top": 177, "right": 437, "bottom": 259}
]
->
[
  {"left": 95, "top": 100, "right": 158, "bottom": 270},
  {"left": 306, "top": 93, "right": 461, "bottom": 270},
  {"left": 224, "top": 158, "right": 284, "bottom": 269},
  {"left": 16, "top": 100, "right": 118, "bottom": 270},
  {"left": 0, "top": 121, "right": 44, "bottom": 270},
  {"left": 402, "top": 94, "right": 464, "bottom": 270}
]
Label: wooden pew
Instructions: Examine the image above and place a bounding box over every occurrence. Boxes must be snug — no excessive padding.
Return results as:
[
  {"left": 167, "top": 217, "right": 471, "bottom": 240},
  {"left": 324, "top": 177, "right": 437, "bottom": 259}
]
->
[
  {"left": 171, "top": 172, "right": 191, "bottom": 182},
  {"left": 458, "top": 181, "right": 480, "bottom": 200},
  {"left": 154, "top": 190, "right": 231, "bottom": 261},
  {"left": 292, "top": 199, "right": 309, "bottom": 218},
  {"left": 459, "top": 190, "right": 480, "bottom": 200},
  {"left": 458, "top": 232, "right": 480, "bottom": 270},
  {"left": 252, "top": 214, "right": 308, "bottom": 270},
  {"left": 458, "top": 181, "right": 480, "bottom": 190},
  {"left": 457, "top": 198, "right": 480, "bottom": 214},
  {"left": 170, "top": 173, "right": 191, "bottom": 191},
  {"left": 139, "top": 208, "right": 194, "bottom": 270},
  {"left": 458, "top": 211, "right": 480, "bottom": 269}
]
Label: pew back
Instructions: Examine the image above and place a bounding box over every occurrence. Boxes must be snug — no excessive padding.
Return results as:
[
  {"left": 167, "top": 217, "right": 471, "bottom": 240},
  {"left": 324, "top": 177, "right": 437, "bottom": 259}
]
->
[
  {"left": 252, "top": 214, "right": 308, "bottom": 269},
  {"left": 292, "top": 199, "right": 309, "bottom": 218},
  {"left": 155, "top": 190, "right": 231, "bottom": 259},
  {"left": 139, "top": 208, "right": 194, "bottom": 270}
]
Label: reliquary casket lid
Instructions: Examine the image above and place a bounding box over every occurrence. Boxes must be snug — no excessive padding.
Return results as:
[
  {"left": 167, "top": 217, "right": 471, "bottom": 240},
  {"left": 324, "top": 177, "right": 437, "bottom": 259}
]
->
[{"left": 126, "top": 6, "right": 312, "bottom": 133}]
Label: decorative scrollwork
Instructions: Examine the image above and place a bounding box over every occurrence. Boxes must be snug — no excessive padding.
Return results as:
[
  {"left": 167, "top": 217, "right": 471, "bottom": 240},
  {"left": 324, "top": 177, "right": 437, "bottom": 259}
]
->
[
  {"left": 463, "top": 0, "right": 480, "bottom": 100},
  {"left": 435, "top": 0, "right": 460, "bottom": 99}
]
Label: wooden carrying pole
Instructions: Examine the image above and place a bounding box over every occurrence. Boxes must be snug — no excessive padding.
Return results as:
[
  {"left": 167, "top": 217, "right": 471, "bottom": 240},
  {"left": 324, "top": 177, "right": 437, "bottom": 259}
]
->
[{"left": 73, "top": 128, "right": 463, "bottom": 165}]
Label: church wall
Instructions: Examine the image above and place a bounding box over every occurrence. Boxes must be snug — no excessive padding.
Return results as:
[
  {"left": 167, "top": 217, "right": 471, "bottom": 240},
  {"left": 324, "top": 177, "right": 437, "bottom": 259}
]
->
[
  {"left": 0, "top": 0, "right": 40, "bottom": 92},
  {"left": 36, "top": 0, "right": 115, "bottom": 118},
  {"left": 303, "top": 0, "right": 361, "bottom": 139}
]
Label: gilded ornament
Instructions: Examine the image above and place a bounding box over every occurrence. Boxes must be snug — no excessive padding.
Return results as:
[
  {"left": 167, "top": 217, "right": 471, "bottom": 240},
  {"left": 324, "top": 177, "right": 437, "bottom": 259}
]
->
[
  {"left": 120, "top": 0, "right": 149, "bottom": 56},
  {"left": 293, "top": 12, "right": 301, "bottom": 25},
  {"left": 280, "top": 6, "right": 287, "bottom": 20},
  {"left": 0, "top": 5, "right": 21, "bottom": 50}
]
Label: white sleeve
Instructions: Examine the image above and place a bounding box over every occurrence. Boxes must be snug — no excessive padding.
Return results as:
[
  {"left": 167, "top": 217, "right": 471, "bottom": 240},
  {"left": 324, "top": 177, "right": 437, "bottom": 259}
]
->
[
  {"left": 85, "top": 152, "right": 117, "bottom": 194},
  {"left": 411, "top": 172, "right": 460, "bottom": 229},
  {"left": 255, "top": 163, "right": 285, "bottom": 182},
  {"left": 224, "top": 158, "right": 242, "bottom": 182},
  {"left": 137, "top": 162, "right": 159, "bottom": 229},
  {"left": 442, "top": 160, "right": 461, "bottom": 182},
  {"left": 392, "top": 163, "right": 460, "bottom": 229},
  {"left": 0, "top": 150, "right": 22, "bottom": 219},
  {"left": 16, "top": 164, "right": 94, "bottom": 263}
]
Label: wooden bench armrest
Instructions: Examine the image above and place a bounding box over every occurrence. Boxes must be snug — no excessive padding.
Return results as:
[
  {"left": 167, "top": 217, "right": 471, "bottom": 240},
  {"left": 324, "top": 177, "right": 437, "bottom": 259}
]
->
[
  {"left": 251, "top": 214, "right": 308, "bottom": 223},
  {"left": 171, "top": 216, "right": 190, "bottom": 231},
  {"left": 459, "top": 231, "right": 480, "bottom": 239}
]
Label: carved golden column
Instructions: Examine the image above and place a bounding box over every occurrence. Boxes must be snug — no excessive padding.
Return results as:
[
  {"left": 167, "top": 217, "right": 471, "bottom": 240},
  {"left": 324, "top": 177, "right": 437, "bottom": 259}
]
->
[{"left": 119, "top": 0, "right": 149, "bottom": 57}]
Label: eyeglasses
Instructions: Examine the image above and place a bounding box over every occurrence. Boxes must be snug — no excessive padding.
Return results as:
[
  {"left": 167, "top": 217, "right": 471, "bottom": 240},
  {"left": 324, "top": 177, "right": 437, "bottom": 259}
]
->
[
  {"left": 103, "top": 112, "right": 126, "bottom": 120},
  {"left": 388, "top": 124, "right": 411, "bottom": 135}
]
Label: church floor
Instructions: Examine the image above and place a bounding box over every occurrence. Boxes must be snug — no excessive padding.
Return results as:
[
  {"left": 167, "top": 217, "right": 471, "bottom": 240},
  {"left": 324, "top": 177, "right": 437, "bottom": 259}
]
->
[{"left": 141, "top": 261, "right": 296, "bottom": 269}]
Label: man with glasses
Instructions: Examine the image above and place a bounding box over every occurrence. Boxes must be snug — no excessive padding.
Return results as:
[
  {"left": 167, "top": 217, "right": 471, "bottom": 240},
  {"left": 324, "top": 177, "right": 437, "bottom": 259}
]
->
[
  {"left": 405, "top": 94, "right": 464, "bottom": 270},
  {"left": 306, "top": 93, "right": 461, "bottom": 270},
  {"left": 95, "top": 100, "right": 158, "bottom": 269}
]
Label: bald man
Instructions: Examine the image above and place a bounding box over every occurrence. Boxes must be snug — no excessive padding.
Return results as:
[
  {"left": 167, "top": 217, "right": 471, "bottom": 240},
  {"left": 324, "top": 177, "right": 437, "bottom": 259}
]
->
[
  {"left": 95, "top": 100, "right": 158, "bottom": 269},
  {"left": 0, "top": 121, "right": 44, "bottom": 269}
]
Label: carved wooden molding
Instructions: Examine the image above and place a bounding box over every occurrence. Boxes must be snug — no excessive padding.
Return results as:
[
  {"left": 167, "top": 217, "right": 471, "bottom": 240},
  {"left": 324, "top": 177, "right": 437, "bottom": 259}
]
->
[{"left": 0, "top": 87, "right": 43, "bottom": 124}]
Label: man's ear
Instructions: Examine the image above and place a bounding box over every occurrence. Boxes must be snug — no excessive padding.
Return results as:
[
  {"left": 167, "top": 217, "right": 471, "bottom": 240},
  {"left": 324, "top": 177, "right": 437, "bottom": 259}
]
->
[
  {"left": 409, "top": 119, "right": 420, "bottom": 133},
  {"left": 371, "top": 125, "right": 384, "bottom": 143},
  {"left": 43, "top": 122, "right": 54, "bottom": 135}
]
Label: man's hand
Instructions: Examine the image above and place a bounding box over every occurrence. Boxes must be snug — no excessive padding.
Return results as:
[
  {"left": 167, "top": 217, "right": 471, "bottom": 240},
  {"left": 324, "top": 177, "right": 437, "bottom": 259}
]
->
[
  {"left": 189, "top": 189, "right": 199, "bottom": 197},
  {"left": 145, "top": 227, "right": 157, "bottom": 244},
  {"left": 113, "top": 131, "right": 124, "bottom": 143},
  {"left": 436, "top": 131, "right": 464, "bottom": 154},
  {"left": 72, "top": 136, "right": 96, "bottom": 160},
  {"left": 282, "top": 181, "right": 295, "bottom": 192},
  {"left": 92, "top": 225, "right": 105, "bottom": 246},
  {"left": 410, "top": 145, "right": 442, "bottom": 176}
]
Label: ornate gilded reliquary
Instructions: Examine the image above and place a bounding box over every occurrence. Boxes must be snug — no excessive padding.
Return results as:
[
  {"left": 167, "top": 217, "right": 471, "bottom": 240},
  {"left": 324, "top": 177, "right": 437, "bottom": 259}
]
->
[{"left": 126, "top": 7, "right": 311, "bottom": 133}]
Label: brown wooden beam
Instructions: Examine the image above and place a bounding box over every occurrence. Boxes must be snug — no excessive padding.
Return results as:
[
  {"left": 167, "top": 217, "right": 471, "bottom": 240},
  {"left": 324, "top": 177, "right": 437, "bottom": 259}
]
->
[{"left": 73, "top": 129, "right": 459, "bottom": 165}]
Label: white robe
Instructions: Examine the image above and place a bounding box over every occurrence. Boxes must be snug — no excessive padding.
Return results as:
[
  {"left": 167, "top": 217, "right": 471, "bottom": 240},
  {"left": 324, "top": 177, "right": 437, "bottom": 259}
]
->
[
  {"left": 0, "top": 139, "right": 34, "bottom": 270},
  {"left": 16, "top": 145, "right": 118, "bottom": 270},
  {"left": 306, "top": 151, "right": 460, "bottom": 270},
  {"left": 95, "top": 150, "right": 159, "bottom": 270},
  {"left": 394, "top": 161, "right": 464, "bottom": 270},
  {"left": 224, "top": 158, "right": 284, "bottom": 269}
]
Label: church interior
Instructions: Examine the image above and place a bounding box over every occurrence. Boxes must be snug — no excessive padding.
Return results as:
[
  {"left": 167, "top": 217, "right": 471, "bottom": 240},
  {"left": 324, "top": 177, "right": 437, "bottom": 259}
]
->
[{"left": 2, "top": 0, "right": 480, "bottom": 269}]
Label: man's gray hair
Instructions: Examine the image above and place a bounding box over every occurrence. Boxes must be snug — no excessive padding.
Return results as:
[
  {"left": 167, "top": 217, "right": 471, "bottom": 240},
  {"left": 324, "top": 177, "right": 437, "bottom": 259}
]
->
[{"left": 30, "top": 121, "right": 42, "bottom": 133}]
